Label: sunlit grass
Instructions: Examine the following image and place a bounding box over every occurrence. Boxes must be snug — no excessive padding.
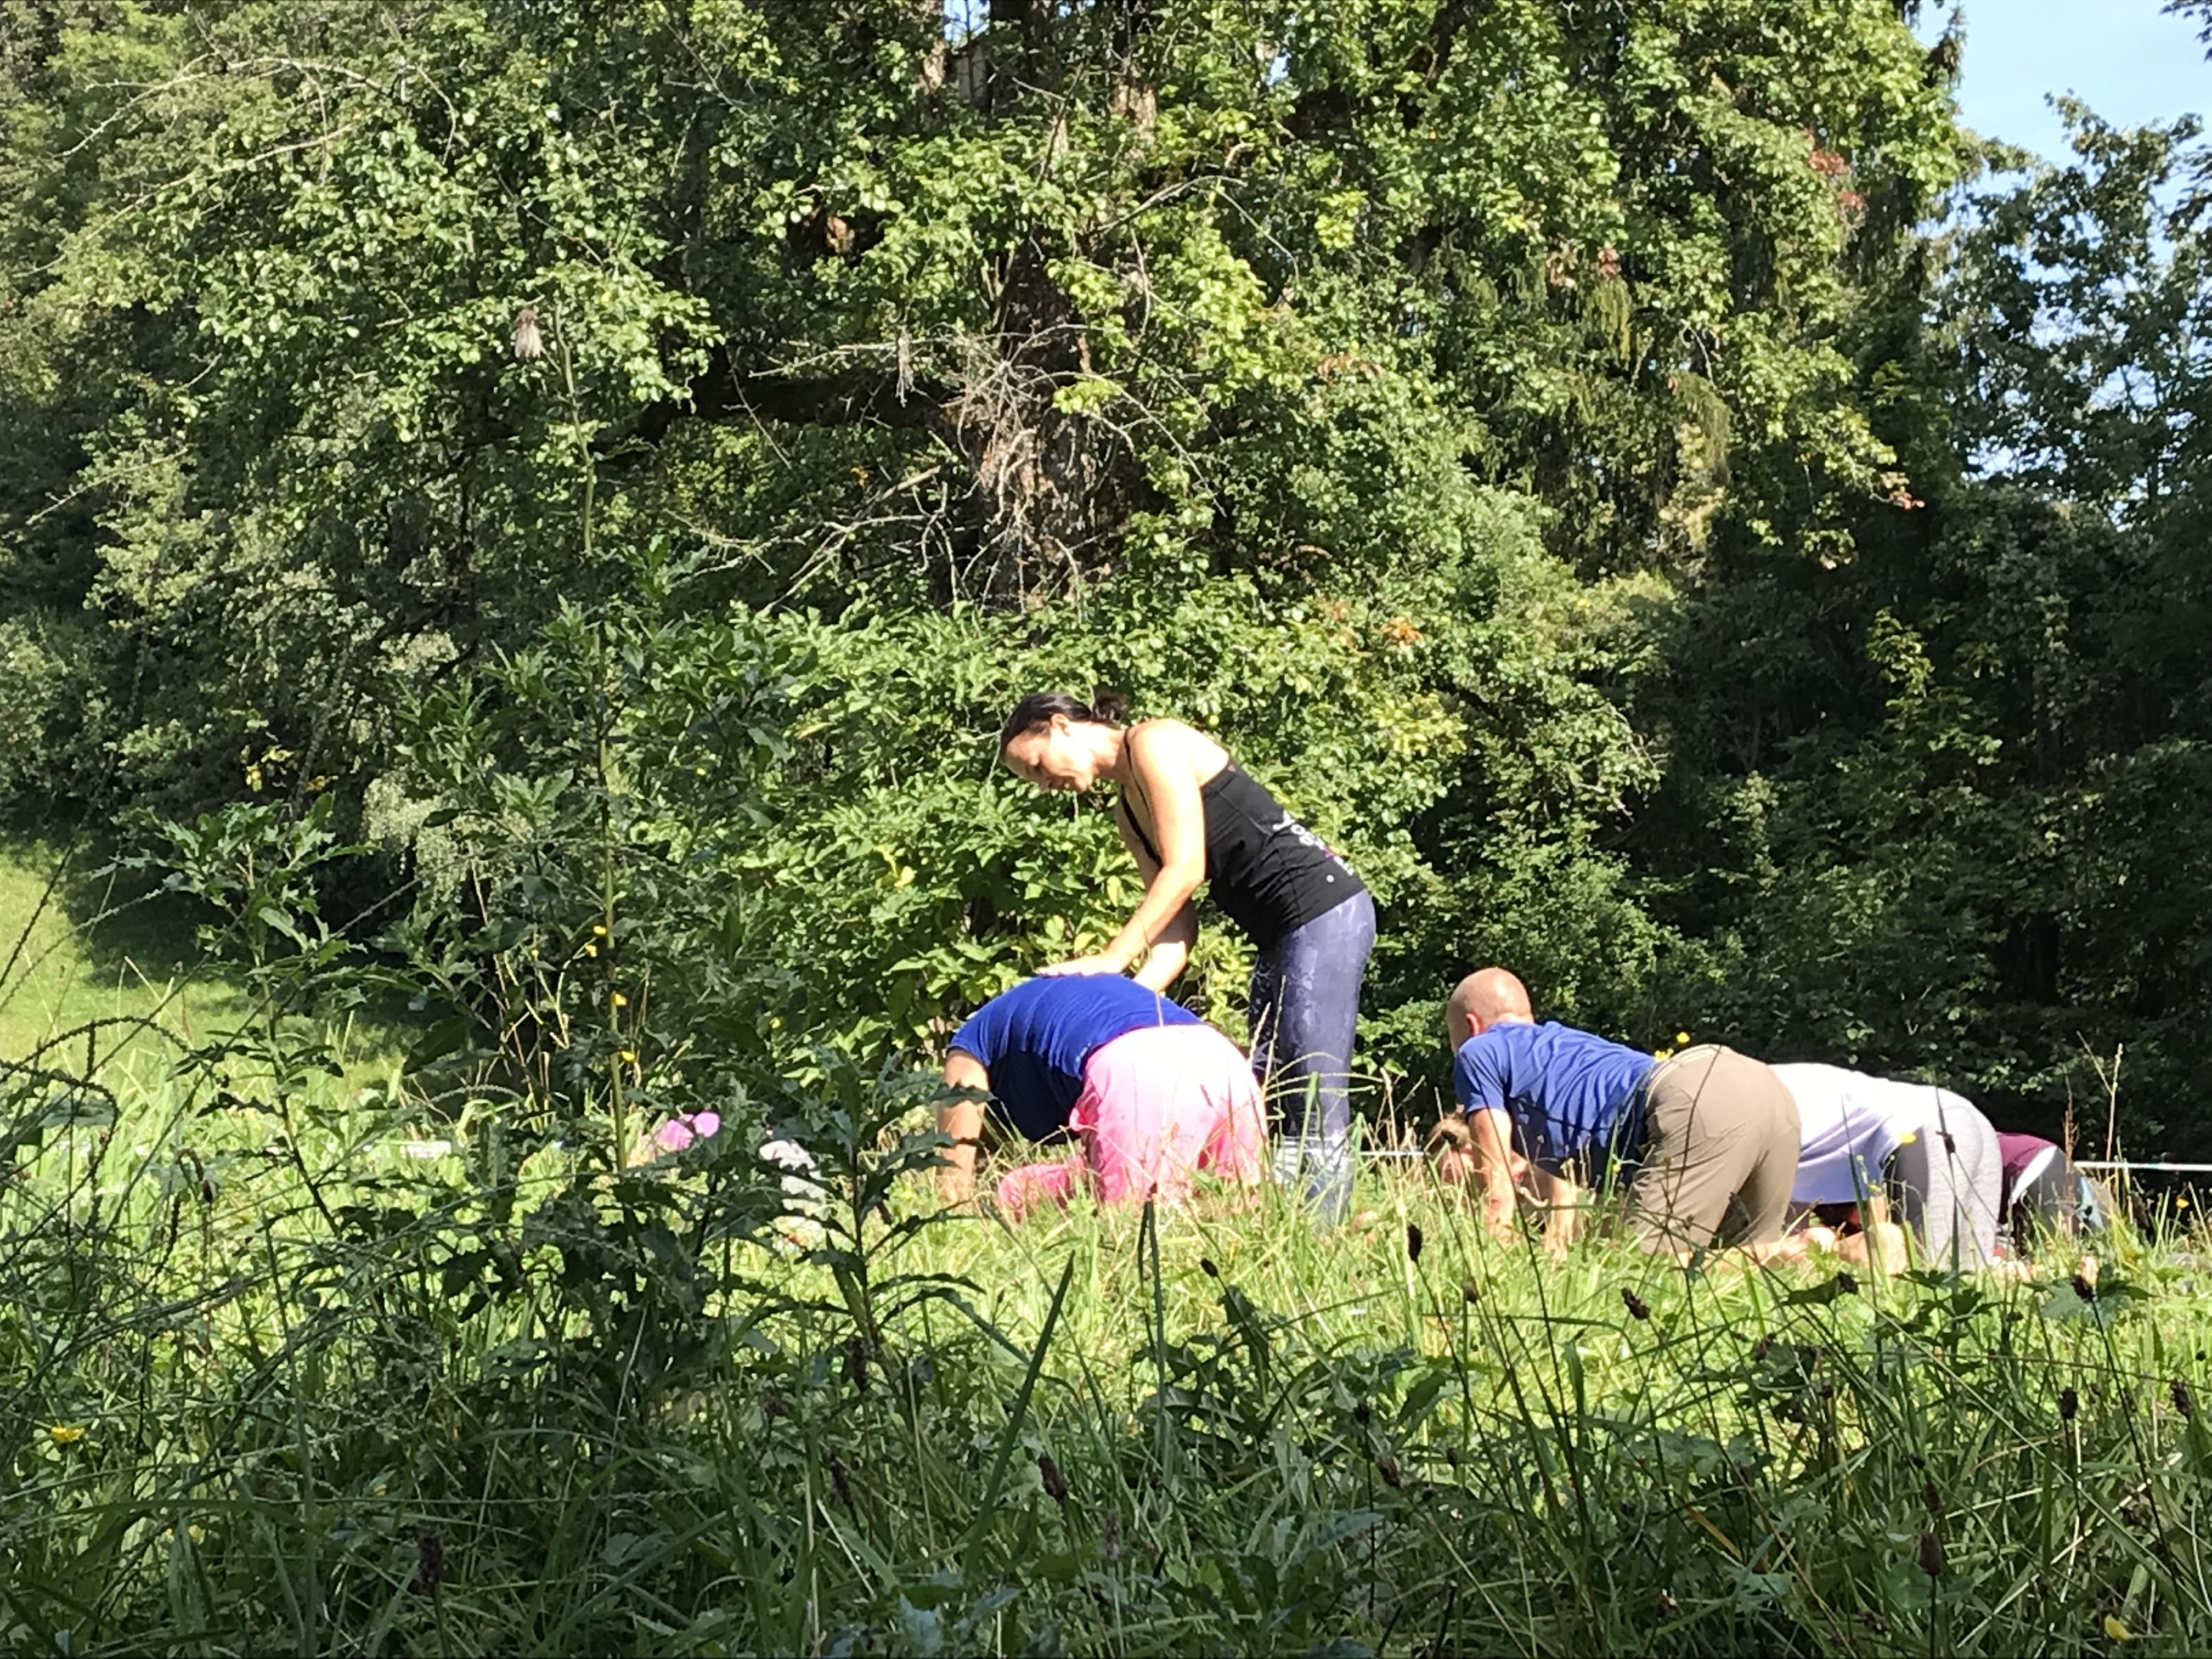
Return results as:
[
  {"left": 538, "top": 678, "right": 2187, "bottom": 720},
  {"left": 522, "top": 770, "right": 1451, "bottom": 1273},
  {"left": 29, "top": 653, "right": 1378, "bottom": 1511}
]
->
[
  {"left": 4, "top": 854, "right": 2209, "bottom": 1654},
  {"left": 8, "top": 1063, "right": 2209, "bottom": 1655},
  {"left": 0, "top": 838, "right": 404, "bottom": 1104},
  {"left": 0, "top": 840, "right": 247, "bottom": 1072}
]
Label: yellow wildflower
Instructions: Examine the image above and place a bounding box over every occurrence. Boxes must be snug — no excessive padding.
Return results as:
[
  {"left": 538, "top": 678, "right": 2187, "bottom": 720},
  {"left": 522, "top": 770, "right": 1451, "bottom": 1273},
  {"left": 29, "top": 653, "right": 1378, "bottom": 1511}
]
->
[
  {"left": 1675, "top": 1031, "right": 1692, "bottom": 1047},
  {"left": 593, "top": 923, "right": 609, "bottom": 936},
  {"left": 1897, "top": 1131, "right": 1917, "bottom": 1146},
  {"left": 618, "top": 1049, "right": 637, "bottom": 1064},
  {"left": 1651, "top": 1048, "right": 1674, "bottom": 1062},
  {"left": 583, "top": 943, "right": 597, "bottom": 957},
  {"left": 47, "top": 1425, "right": 82, "bottom": 1444},
  {"left": 2105, "top": 1614, "right": 2132, "bottom": 1642},
  {"left": 610, "top": 991, "right": 628, "bottom": 1008}
]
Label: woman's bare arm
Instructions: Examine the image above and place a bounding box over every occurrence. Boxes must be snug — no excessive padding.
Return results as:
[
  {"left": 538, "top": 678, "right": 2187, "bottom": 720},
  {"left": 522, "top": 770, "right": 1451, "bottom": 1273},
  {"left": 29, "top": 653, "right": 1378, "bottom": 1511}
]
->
[
  {"left": 1040, "top": 722, "right": 1209, "bottom": 976},
  {"left": 936, "top": 1051, "right": 990, "bottom": 1206},
  {"left": 1114, "top": 803, "right": 1198, "bottom": 990}
]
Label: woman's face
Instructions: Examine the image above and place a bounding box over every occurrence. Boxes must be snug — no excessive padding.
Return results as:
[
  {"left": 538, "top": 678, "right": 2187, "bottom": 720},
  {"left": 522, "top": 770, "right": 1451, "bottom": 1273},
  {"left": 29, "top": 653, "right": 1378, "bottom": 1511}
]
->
[{"left": 1002, "top": 717, "right": 1097, "bottom": 793}]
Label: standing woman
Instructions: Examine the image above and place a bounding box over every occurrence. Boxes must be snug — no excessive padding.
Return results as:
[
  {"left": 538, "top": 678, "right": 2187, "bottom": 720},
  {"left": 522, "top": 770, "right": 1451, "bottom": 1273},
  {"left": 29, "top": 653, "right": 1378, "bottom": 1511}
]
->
[{"left": 997, "top": 692, "right": 1376, "bottom": 1220}]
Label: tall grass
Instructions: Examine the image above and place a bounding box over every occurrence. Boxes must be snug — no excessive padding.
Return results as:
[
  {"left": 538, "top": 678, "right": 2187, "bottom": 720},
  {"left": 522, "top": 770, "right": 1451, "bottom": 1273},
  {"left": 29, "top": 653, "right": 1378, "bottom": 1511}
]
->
[
  {"left": 4, "top": 845, "right": 2211, "bottom": 1655},
  {"left": 7, "top": 1053, "right": 2212, "bottom": 1654}
]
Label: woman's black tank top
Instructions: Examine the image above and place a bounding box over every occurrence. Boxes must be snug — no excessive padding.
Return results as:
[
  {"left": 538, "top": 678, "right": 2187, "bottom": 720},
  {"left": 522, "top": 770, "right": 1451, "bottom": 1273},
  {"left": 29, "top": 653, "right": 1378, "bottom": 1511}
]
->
[{"left": 1123, "top": 762, "right": 1365, "bottom": 948}]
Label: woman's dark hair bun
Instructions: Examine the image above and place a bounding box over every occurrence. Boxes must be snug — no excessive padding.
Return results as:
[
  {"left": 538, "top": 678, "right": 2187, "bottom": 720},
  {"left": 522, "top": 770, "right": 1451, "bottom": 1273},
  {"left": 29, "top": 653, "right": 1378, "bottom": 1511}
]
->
[{"left": 998, "top": 689, "right": 1128, "bottom": 749}]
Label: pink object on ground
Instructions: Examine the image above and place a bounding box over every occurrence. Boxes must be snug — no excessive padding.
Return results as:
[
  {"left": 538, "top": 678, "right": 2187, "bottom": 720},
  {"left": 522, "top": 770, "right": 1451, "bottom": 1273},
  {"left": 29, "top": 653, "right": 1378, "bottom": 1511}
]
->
[
  {"left": 995, "top": 1023, "right": 1266, "bottom": 1220},
  {"left": 654, "top": 1110, "right": 721, "bottom": 1153}
]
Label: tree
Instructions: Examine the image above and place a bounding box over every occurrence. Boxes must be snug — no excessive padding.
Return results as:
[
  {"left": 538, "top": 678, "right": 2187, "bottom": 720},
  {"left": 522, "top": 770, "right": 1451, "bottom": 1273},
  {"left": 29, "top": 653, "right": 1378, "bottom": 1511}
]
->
[
  {"left": 1635, "top": 103, "right": 2212, "bottom": 1144},
  {"left": 1, "top": 0, "right": 1987, "bottom": 1116}
]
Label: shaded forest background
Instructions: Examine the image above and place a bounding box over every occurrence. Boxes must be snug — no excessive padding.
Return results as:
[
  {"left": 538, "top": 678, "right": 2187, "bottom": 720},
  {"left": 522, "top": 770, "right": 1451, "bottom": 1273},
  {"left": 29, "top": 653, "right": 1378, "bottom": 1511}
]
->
[{"left": 3, "top": 0, "right": 2209, "bottom": 1146}]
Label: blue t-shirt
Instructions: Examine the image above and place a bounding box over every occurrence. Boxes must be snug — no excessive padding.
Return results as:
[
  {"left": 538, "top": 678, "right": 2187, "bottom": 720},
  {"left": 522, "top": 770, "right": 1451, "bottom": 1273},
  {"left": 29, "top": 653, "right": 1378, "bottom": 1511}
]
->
[
  {"left": 950, "top": 977, "right": 1199, "bottom": 1142},
  {"left": 1453, "top": 1020, "right": 1655, "bottom": 1173}
]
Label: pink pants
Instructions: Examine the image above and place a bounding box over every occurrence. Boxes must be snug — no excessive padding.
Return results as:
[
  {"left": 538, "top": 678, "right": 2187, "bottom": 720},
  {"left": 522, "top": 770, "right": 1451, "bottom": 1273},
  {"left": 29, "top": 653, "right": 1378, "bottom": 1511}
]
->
[{"left": 996, "top": 1023, "right": 1267, "bottom": 1221}]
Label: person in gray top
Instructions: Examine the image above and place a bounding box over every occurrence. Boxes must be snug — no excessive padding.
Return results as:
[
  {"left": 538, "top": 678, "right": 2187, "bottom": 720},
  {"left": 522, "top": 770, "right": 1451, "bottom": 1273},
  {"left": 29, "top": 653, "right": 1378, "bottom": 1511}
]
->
[{"left": 1774, "top": 1063, "right": 2004, "bottom": 1270}]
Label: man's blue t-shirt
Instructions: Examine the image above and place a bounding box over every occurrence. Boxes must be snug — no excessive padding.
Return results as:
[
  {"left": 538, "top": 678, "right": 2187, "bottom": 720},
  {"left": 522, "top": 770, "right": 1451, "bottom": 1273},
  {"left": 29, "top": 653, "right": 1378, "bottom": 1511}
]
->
[
  {"left": 950, "top": 977, "right": 1199, "bottom": 1142},
  {"left": 1453, "top": 1020, "right": 1655, "bottom": 1173}
]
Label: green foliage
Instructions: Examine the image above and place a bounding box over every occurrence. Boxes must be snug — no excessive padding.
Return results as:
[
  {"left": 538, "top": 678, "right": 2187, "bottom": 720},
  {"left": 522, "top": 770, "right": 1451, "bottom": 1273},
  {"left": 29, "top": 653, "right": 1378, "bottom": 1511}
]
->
[
  {"left": 0, "top": 0, "right": 1952, "bottom": 794},
  {"left": 0, "top": 1, "right": 2206, "bottom": 1136},
  {"left": 357, "top": 487, "right": 1669, "bottom": 1104},
  {"left": 10, "top": 1, "right": 2212, "bottom": 1646},
  {"left": 1633, "top": 104, "right": 2212, "bottom": 1137}
]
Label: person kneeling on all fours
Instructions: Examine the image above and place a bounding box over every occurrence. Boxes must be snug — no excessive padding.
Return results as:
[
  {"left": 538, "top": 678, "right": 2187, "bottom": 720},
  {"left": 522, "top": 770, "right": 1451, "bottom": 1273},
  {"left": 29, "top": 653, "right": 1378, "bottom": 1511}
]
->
[
  {"left": 934, "top": 975, "right": 1266, "bottom": 1219},
  {"left": 1443, "top": 968, "right": 1801, "bottom": 1257},
  {"left": 1999, "top": 1131, "right": 2112, "bottom": 1254},
  {"left": 1771, "top": 1062, "right": 2007, "bottom": 1271}
]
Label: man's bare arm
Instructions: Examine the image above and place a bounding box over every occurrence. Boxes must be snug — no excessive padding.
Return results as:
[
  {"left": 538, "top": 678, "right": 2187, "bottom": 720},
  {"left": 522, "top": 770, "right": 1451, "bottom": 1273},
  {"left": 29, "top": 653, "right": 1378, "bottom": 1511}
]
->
[
  {"left": 1468, "top": 1108, "right": 1521, "bottom": 1241},
  {"left": 1526, "top": 1165, "right": 1585, "bottom": 1255}
]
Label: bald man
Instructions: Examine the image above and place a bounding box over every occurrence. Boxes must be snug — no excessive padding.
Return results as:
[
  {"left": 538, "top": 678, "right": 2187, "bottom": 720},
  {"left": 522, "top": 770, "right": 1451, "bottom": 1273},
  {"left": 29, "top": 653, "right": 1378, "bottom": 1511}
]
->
[{"left": 1444, "top": 969, "right": 1800, "bottom": 1255}]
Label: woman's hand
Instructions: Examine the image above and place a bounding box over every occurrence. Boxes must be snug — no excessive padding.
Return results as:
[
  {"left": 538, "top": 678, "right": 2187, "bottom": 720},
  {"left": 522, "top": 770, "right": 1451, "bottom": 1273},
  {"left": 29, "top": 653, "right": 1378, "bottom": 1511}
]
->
[{"left": 1036, "top": 953, "right": 1130, "bottom": 978}]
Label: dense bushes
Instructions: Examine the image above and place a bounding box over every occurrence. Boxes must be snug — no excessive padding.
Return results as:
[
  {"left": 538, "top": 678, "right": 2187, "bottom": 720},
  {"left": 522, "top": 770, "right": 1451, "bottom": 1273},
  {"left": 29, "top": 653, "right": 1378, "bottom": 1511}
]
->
[{"left": 2, "top": 3, "right": 2210, "bottom": 1137}]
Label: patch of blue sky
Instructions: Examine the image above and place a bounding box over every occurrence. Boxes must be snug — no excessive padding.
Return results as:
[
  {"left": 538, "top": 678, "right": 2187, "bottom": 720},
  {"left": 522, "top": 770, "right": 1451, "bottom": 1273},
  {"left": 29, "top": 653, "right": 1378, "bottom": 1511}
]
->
[
  {"left": 943, "top": 2, "right": 2208, "bottom": 155},
  {"left": 944, "top": 1, "right": 988, "bottom": 43},
  {"left": 1917, "top": 1, "right": 2208, "bottom": 166},
  {"left": 1906, "top": 5, "right": 2208, "bottom": 482}
]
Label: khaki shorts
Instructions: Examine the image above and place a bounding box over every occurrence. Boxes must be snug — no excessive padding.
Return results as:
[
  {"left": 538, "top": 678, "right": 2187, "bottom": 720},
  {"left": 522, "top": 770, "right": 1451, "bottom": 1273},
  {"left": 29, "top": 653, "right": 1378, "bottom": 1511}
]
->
[{"left": 1624, "top": 1046, "right": 1801, "bottom": 1252}]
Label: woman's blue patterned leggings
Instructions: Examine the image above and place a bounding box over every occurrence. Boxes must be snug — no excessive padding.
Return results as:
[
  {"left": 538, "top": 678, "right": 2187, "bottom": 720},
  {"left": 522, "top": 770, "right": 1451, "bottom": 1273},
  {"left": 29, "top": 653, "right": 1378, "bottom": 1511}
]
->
[{"left": 1248, "top": 888, "right": 1376, "bottom": 1224}]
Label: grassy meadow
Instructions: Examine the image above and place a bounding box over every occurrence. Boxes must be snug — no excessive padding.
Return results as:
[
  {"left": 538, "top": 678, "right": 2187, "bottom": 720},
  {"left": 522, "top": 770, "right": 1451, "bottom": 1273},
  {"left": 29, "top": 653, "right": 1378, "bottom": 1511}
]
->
[
  {"left": 0, "top": 845, "right": 245, "bottom": 1076},
  {"left": 3, "top": 845, "right": 2210, "bottom": 1656}
]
